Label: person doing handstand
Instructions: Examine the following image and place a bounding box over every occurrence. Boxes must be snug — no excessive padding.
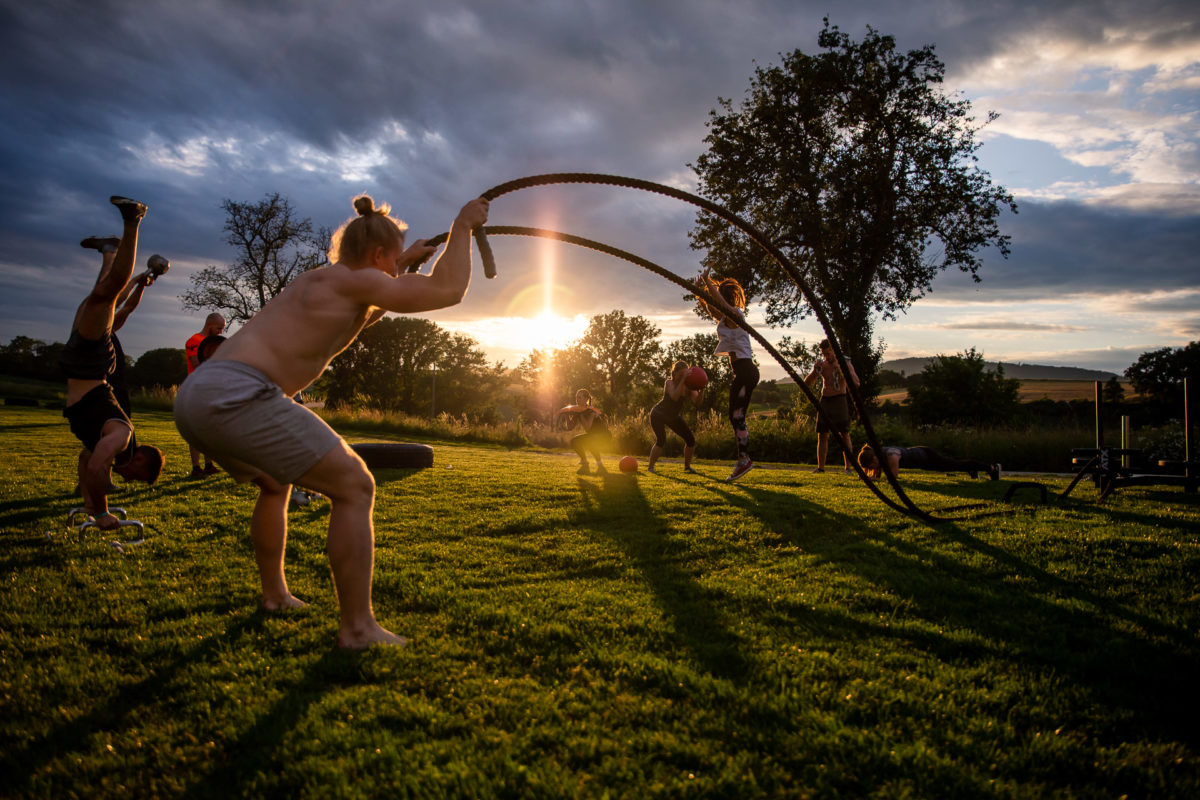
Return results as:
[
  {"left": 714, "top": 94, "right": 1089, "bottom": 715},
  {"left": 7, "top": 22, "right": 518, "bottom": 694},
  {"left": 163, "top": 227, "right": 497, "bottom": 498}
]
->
[
  {"left": 174, "top": 193, "right": 488, "bottom": 649},
  {"left": 557, "top": 389, "right": 609, "bottom": 475},
  {"left": 60, "top": 197, "right": 165, "bottom": 529},
  {"left": 72, "top": 250, "right": 163, "bottom": 498},
  {"left": 647, "top": 360, "right": 702, "bottom": 475},
  {"left": 858, "top": 444, "right": 1000, "bottom": 481}
]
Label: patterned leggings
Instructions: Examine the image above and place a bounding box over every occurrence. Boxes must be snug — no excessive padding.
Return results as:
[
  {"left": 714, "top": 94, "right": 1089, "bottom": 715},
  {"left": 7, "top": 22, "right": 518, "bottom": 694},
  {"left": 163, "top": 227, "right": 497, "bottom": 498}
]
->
[{"left": 729, "top": 358, "right": 759, "bottom": 459}]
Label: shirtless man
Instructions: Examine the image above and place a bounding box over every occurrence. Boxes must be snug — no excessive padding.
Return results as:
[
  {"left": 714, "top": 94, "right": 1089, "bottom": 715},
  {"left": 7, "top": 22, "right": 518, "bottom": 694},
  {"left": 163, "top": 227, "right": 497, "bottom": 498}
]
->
[
  {"left": 174, "top": 193, "right": 488, "bottom": 648},
  {"left": 61, "top": 196, "right": 165, "bottom": 529},
  {"left": 804, "top": 338, "right": 860, "bottom": 474}
]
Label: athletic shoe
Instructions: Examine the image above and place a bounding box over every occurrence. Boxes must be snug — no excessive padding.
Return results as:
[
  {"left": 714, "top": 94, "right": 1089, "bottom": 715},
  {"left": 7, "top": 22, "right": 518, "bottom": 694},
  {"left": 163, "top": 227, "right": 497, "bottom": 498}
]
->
[
  {"left": 80, "top": 235, "right": 120, "bottom": 252},
  {"left": 110, "top": 195, "right": 147, "bottom": 221},
  {"left": 147, "top": 254, "right": 170, "bottom": 275},
  {"left": 290, "top": 488, "right": 310, "bottom": 507},
  {"left": 188, "top": 466, "right": 206, "bottom": 479},
  {"left": 646, "top": 466, "right": 657, "bottom": 475},
  {"left": 989, "top": 463, "right": 1001, "bottom": 481},
  {"left": 576, "top": 464, "right": 591, "bottom": 475},
  {"left": 810, "top": 467, "right": 825, "bottom": 473},
  {"left": 684, "top": 466, "right": 698, "bottom": 474},
  {"left": 968, "top": 468, "right": 979, "bottom": 479},
  {"left": 842, "top": 468, "right": 854, "bottom": 475},
  {"left": 201, "top": 464, "right": 220, "bottom": 476},
  {"left": 727, "top": 458, "right": 755, "bottom": 483}
]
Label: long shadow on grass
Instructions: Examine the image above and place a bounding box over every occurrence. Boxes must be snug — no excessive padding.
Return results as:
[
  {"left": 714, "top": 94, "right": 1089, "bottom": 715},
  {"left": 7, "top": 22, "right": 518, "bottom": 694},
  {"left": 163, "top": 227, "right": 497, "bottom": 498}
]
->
[
  {"left": 178, "top": 647, "right": 364, "bottom": 800},
  {"left": 1, "top": 609, "right": 281, "bottom": 796},
  {"left": 730, "top": 481, "right": 1200, "bottom": 744},
  {"left": 570, "top": 471, "right": 752, "bottom": 681}
]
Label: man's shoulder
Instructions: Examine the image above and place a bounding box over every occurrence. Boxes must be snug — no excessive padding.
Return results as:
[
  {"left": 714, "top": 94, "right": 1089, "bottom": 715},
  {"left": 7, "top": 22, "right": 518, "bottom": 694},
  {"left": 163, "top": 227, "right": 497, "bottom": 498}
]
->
[{"left": 186, "top": 332, "right": 206, "bottom": 347}]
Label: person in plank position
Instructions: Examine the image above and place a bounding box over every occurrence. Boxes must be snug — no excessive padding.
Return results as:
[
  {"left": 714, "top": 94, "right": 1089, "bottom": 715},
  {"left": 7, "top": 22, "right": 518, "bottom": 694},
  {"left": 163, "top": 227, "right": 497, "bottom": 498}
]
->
[
  {"left": 858, "top": 444, "right": 1000, "bottom": 482},
  {"left": 61, "top": 196, "right": 165, "bottom": 529},
  {"left": 174, "top": 193, "right": 488, "bottom": 648}
]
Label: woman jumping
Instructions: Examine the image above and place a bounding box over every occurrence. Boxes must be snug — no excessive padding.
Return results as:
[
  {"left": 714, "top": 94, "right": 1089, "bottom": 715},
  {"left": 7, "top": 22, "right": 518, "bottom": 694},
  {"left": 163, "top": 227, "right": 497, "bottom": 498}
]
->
[{"left": 696, "top": 270, "right": 759, "bottom": 483}]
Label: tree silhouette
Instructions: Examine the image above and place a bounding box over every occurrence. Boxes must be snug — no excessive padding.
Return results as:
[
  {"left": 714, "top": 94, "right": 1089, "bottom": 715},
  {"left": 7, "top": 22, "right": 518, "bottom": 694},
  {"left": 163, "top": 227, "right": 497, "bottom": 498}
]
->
[
  {"left": 181, "top": 193, "right": 329, "bottom": 325},
  {"left": 691, "top": 19, "right": 1016, "bottom": 390}
]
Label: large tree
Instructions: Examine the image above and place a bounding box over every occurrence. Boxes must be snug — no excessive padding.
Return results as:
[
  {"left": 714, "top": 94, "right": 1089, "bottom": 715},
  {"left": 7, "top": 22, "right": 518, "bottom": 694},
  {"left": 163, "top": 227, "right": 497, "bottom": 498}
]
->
[
  {"left": 323, "top": 317, "right": 444, "bottom": 413},
  {"left": 1125, "top": 342, "right": 1200, "bottom": 407},
  {"left": 181, "top": 193, "right": 329, "bottom": 325},
  {"left": 907, "top": 348, "right": 1020, "bottom": 427},
  {"left": 576, "top": 310, "right": 663, "bottom": 416},
  {"left": 690, "top": 19, "right": 1016, "bottom": 393}
]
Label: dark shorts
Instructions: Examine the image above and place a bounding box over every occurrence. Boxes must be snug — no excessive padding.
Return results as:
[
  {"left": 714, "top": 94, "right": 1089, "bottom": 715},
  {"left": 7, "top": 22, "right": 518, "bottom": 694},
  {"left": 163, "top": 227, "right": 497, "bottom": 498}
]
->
[
  {"left": 60, "top": 329, "right": 116, "bottom": 381},
  {"left": 64, "top": 383, "right": 133, "bottom": 457},
  {"left": 816, "top": 395, "right": 851, "bottom": 434}
]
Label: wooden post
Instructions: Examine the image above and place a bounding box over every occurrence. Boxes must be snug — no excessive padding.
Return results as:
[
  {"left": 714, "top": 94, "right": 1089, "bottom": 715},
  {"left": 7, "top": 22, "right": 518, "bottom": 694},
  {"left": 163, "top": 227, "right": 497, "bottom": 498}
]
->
[
  {"left": 1186, "top": 378, "right": 1195, "bottom": 493},
  {"left": 1094, "top": 380, "right": 1104, "bottom": 450},
  {"left": 1121, "top": 416, "right": 1131, "bottom": 470}
]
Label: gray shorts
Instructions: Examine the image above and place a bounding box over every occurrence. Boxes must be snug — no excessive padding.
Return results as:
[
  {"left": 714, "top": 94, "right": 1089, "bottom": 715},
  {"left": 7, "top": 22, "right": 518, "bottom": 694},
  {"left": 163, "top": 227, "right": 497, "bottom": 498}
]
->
[{"left": 174, "top": 360, "right": 341, "bottom": 484}]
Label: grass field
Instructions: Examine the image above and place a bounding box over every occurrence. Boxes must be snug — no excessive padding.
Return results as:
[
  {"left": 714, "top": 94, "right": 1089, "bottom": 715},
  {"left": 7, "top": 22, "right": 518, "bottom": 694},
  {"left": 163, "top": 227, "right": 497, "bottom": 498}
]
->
[
  {"left": 2, "top": 405, "right": 1198, "bottom": 798},
  {"left": 877, "top": 380, "right": 1135, "bottom": 405}
]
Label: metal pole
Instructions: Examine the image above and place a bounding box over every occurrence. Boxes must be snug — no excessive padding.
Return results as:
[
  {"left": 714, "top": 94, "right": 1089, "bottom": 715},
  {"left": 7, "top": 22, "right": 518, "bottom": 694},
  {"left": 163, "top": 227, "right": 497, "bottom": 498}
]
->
[{"left": 1095, "top": 380, "right": 1104, "bottom": 450}]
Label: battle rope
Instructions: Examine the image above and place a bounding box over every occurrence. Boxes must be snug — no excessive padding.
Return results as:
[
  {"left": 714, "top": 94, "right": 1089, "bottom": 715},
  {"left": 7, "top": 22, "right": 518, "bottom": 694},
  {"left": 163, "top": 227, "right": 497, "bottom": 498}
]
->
[{"left": 418, "top": 173, "right": 1009, "bottom": 522}]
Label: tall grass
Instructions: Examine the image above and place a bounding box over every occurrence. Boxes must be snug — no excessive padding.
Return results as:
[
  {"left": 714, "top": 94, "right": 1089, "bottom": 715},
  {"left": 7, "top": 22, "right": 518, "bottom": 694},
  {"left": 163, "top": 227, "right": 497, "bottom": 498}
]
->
[
  {"left": 128, "top": 388, "right": 1183, "bottom": 472},
  {"left": 322, "top": 405, "right": 1105, "bottom": 472}
]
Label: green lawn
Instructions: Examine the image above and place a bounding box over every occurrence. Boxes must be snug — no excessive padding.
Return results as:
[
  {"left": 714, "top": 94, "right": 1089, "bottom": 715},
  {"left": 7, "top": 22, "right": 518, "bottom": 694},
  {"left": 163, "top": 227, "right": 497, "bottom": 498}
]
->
[{"left": 1, "top": 405, "right": 1198, "bottom": 798}]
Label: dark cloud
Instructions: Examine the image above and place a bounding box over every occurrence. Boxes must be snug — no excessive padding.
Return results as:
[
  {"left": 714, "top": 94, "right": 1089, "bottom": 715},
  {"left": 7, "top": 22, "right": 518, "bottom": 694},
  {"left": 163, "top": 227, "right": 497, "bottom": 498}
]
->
[
  {"left": 0, "top": 0, "right": 1193, "bottom": 363},
  {"left": 930, "top": 200, "right": 1200, "bottom": 301},
  {"left": 936, "top": 320, "right": 1089, "bottom": 332}
]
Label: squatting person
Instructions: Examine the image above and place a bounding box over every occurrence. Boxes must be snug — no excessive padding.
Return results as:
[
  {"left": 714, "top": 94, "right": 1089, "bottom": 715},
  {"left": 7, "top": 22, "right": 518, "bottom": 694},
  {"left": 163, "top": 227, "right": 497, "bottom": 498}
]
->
[
  {"left": 646, "top": 360, "right": 702, "bottom": 475},
  {"left": 174, "top": 193, "right": 488, "bottom": 649}
]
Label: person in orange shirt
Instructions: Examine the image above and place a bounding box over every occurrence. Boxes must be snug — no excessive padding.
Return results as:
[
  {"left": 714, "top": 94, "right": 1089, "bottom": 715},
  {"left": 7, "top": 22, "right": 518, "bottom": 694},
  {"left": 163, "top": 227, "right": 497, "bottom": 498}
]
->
[{"left": 183, "top": 312, "right": 225, "bottom": 477}]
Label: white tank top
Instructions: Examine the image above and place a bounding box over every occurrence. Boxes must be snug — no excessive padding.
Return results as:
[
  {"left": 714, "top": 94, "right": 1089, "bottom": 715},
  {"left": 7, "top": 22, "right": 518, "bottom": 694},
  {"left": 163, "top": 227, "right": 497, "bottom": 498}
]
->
[{"left": 714, "top": 317, "right": 754, "bottom": 360}]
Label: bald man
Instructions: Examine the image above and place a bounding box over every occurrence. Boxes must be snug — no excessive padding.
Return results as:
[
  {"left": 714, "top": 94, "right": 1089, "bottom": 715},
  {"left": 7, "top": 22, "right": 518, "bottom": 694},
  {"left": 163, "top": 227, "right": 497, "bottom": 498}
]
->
[{"left": 184, "top": 312, "right": 226, "bottom": 477}]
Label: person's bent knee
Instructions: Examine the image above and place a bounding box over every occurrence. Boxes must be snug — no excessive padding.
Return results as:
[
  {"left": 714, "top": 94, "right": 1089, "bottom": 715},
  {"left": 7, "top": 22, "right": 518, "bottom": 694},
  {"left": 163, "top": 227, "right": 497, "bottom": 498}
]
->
[{"left": 320, "top": 449, "right": 375, "bottom": 503}]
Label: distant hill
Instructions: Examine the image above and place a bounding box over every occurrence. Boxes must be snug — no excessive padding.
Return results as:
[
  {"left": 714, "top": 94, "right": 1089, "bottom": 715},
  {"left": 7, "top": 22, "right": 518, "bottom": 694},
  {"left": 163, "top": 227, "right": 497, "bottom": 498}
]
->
[{"left": 880, "top": 357, "right": 1119, "bottom": 382}]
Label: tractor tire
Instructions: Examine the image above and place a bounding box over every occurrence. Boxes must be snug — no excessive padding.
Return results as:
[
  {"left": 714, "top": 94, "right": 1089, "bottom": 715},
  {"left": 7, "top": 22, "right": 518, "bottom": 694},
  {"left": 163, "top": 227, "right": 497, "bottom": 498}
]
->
[{"left": 350, "top": 442, "right": 434, "bottom": 470}]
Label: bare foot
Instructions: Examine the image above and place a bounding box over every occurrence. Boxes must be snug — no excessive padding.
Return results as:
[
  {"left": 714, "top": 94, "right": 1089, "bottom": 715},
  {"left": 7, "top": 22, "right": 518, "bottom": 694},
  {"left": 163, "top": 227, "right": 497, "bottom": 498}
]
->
[
  {"left": 261, "top": 593, "right": 307, "bottom": 611},
  {"left": 338, "top": 622, "right": 409, "bottom": 649}
]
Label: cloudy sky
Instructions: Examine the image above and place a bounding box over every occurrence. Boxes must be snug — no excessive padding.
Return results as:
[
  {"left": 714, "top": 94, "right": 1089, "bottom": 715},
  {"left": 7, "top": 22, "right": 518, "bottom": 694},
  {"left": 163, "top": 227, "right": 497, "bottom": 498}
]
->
[{"left": 1, "top": 0, "right": 1196, "bottom": 379}]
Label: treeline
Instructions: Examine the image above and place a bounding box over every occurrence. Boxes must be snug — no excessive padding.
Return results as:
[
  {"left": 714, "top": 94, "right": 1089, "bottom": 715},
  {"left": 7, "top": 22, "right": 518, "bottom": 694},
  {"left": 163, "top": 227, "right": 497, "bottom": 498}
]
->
[
  {"left": 0, "top": 336, "right": 188, "bottom": 393},
  {"left": 4, "top": 331, "right": 1194, "bottom": 430},
  {"left": 0, "top": 310, "right": 792, "bottom": 424}
]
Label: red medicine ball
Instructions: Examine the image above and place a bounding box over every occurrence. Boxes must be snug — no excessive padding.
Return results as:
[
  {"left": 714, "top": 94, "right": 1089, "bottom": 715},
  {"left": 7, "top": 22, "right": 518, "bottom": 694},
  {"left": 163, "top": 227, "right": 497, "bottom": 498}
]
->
[{"left": 684, "top": 366, "right": 708, "bottom": 390}]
